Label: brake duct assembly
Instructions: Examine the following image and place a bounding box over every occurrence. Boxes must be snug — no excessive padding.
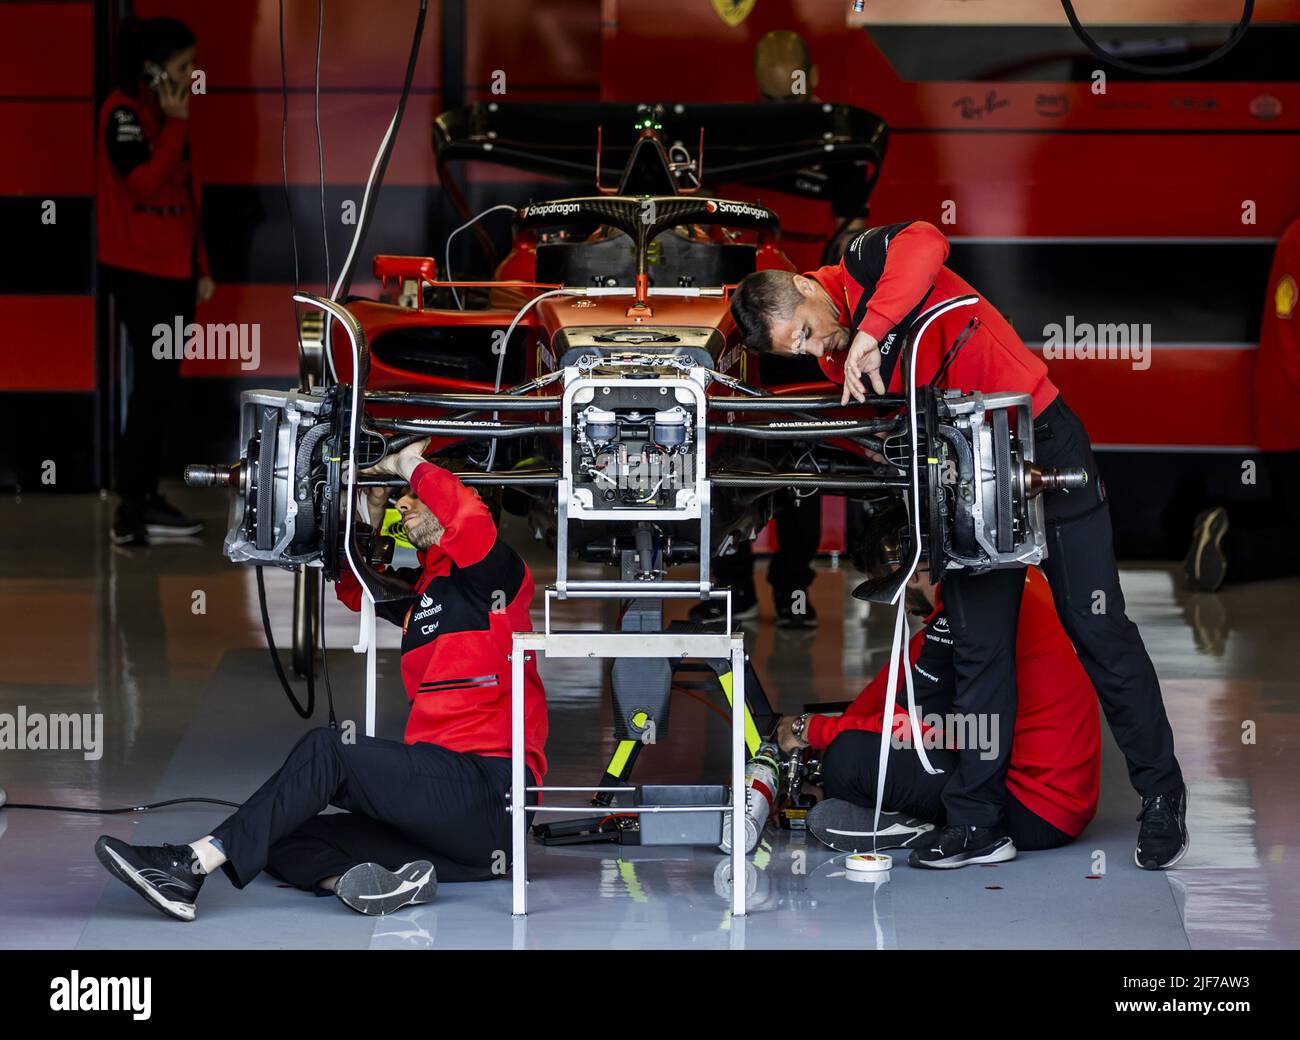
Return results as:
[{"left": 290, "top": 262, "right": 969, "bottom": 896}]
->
[{"left": 186, "top": 294, "right": 1085, "bottom": 590}]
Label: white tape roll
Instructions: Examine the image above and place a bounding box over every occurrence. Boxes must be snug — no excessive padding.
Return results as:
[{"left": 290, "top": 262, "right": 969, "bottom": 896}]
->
[{"left": 845, "top": 852, "right": 892, "bottom": 874}]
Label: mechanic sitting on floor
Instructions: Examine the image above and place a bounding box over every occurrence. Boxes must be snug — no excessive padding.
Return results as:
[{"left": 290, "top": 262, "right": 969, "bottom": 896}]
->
[
  {"left": 94, "top": 438, "right": 548, "bottom": 920},
  {"left": 776, "top": 513, "right": 1099, "bottom": 864},
  {"left": 731, "top": 221, "right": 1187, "bottom": 869}
]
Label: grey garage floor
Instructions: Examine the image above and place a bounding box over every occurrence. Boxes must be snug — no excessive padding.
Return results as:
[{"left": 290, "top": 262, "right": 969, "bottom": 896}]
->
[{"left": 0, "top": 487, "right": 1295, "bottom": 949}]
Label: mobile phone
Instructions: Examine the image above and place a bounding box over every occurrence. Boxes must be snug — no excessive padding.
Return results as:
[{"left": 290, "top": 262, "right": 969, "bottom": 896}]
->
[{"left": 144, "top": 62, "right": 169, "bottom": 91}]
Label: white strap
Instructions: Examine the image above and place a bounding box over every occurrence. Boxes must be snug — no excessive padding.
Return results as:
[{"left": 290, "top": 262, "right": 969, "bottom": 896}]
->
[{"left": 869, "top": 295, "right": 977, "bottom": 848}]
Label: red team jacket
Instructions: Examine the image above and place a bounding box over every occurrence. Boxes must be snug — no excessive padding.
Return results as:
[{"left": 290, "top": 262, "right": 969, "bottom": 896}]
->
[
  {"left": 96, "top": 87, "right": 210, "bottom": 281},
  {"left": 337, "top": 463, "right": 549, "bottom": 783},
  {"left": 810, "top": 222, "right": 1059, "bottom": 418},
  {"left": 805, "top": 569, "right": 1100, "bottom": 837}
]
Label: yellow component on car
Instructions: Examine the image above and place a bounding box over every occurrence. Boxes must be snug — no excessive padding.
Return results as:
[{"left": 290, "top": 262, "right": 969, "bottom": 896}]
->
[{"left": 380, "top": 507, "right": 413, "bottom": 550}]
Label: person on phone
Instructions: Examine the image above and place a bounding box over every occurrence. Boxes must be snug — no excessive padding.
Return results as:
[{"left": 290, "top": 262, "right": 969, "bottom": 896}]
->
[{"left": 97, "top": 16, "right": 212, "bottom": 545}]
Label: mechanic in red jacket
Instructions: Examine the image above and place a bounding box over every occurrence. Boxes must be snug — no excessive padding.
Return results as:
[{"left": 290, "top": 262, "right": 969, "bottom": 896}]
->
[
  {"left": 97, "top": 17, "right": 212, "bottom": 545},
  {"left": 779, "top": 564, "right": 1099, "bottom": 862},
  {"left": 95, "top": 439, "right": 548, "bottom": 921},
  {"left": 731, "top": 222, "right": 1185, "bottom": 870}
]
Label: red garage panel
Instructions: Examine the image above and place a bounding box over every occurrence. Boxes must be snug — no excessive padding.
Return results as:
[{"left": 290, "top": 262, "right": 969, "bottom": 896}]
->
[
  {"left": 188, "top": 93, "right": 441, "bottom": 186},
  {"left": 179, "top": 282, "right": 329, "bottom": 378},
  {"left": 0, "top": 2, "right": 93, "bottom": 98},
  {"left": 0, "top": 296, "right": 96, "bottom": 391},
  {"left": 135, "top": 0, "right": 442, "bottom": 90},
  {"left": 0, "top": 102, "right": 95, "bottom": 195},
  {"left": 1034, "top": 345, "right": 1256, "bottom": 449},
  {"left": 874, "top": 133, "right": 1300, "bottom": 238},
  {"left": 467, "top": 0, "right": 600, "bottom": 95}
]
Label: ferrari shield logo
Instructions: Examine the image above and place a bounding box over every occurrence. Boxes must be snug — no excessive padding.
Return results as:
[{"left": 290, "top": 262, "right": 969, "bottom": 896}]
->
[
  {"left": 712, "top": 0, "right": 756, "bottom": 28},
  {"left": 1276, "top": 274, "right": 1296, "bottom": 320}
]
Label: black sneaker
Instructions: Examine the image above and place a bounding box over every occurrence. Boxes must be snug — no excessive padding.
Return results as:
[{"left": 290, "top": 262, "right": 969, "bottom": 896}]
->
[
  {"left": 111, "top": 501, "right": 149, "bottom": 546},
  {"left": 808, "top": 798, "right": 934, "bottom": 853},
  {"left": 775, "top": 596, "right": 818, "bottom": 629},
  {"left": 688, "top": 588, "right": 758, "bottom": 624},
  {"left": 1136, "top": 786, "right": 1189, "bottom": 870},
  {"left": 334, "top": 860, "right": 437, "bottom": 916},
  {"left": 94, "top": 835, "right": 205, "bottom": 921},
  {"left": 1184, "top": 507, "right": 1228, "bottom": 592},
  {"left": 908, "top": 824, "right": 1017, "bottom": 869},
  {"left": 140, "top": 493, "right": 204, "bottom": 538}
]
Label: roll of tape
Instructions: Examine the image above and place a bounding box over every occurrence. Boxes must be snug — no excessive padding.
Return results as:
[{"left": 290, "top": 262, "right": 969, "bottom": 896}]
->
[{"left": 845, "top": 852, "right": 891, "bottom": 874}]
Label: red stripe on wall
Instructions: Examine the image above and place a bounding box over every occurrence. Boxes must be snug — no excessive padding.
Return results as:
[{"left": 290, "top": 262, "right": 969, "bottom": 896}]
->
[
  {"left": 134, "top": 0, "right": 443, "bottom": 91},
  {"left": 467, "top": 1, "right": 601, "bottom": 90},
  {"left": 0, "top": 102, "right": 94, "bottom": 195},
  {"left": 0, "top": 296, "right": 95, "bottom": 391},
  {"left": 1033, "top": 346, "right": 1255, "bottom": 447},
  {"left": 188, "top": 93, "right": 441, "bottom": 186},
  {"left": 874, "top": 133, "right": 1300, "bottom": 238},
  {"left": 0, "top": 3, "right": 93, "bottom": 98},
  {"left": 176, "top": 282, "right": 325, "bottom": 378}
]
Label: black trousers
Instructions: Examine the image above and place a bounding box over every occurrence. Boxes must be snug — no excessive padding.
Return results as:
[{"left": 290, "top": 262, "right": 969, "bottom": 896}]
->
[
  {"left": 821, "top": 729, "right": 1071, "bottom": 852},
  {"left": 941, "top": 396, "right": 1182, "bottom": 826},
  {"left": 715, "top": 492, "right": 823, "bottom": 604},
  {"left": 102, "top": 265, "right": 194, "bottom": 501},
  {"left": 1221, "top": 451, "right": 1300, "bottom": 583},
  {"left": 211, "top": 727, "right": 524, "bottom": 893}
]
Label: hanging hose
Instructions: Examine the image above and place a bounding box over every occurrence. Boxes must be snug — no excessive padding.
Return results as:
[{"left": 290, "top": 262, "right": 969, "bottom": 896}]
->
[
  {"left": 1060, "top": 0, "right": 1254, "bottom": 76},
  {"left": 330, "top": 0, "right": 429, "bottom": 303},
  {"left": 256, "top": 565, "right": 314, "bottom": 719}
]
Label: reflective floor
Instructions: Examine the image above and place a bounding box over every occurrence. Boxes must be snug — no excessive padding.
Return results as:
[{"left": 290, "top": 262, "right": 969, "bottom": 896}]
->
[{"left": 1, "top": 484, "right": 1297, "bottom": 949}]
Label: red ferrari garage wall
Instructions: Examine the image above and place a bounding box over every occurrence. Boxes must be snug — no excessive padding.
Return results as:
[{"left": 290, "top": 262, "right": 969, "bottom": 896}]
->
[
  {"left": 0, "top": 1, "right": 98, "bottom": 491},
  {"left": 2, "top": 1, "right": 1293, "bottom": 557},
  {"left": 601, "top": 0, "right": 1300, "bottom": 554},
  {"left": 0, "top": 0, "right": 601, "bottom": 492}
]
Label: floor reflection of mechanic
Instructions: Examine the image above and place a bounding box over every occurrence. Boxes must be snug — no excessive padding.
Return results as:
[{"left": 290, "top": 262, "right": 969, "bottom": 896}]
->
[
  {"left": 97, "top": 17, "right": 212, "bottom": 545},
  {"left": 777, "top": 565, "right": 1100, "bottom": 863},
  {"left": 731, "top": 222, "right": 1187, "bottom": 870},
  {"left": 1184, "top": 215, "right": 1300, "bottom": 591},
  {"left": 93, "top": 440, "right": 548, "bottom": 921}
]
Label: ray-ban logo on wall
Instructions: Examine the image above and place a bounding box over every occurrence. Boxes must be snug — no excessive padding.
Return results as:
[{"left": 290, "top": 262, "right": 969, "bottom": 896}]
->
[{"left": 1041, "top": 315, "right": 1152, "bottom": 371}]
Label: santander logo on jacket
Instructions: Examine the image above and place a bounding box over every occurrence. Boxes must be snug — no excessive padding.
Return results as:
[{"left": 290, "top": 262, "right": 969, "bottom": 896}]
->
[{"left": 337, "top": 462, "right": 548, "bottom": 782}]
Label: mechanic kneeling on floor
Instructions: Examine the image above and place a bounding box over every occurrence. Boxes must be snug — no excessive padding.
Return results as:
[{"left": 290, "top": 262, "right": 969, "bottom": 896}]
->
[
  {"left": 777, "top": 515, "right": 1100, "bottom": 864},
  {"left": 733, "top": 221, "right": 1187, "bottom": 869},
  {"left": 94, "top": 438, "right": 548, "bottom": 920}
]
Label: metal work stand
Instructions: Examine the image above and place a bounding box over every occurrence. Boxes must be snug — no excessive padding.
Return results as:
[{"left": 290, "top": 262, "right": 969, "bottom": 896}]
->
[{"left": 510, "top": 589, "right": 750, "bottom": 918}]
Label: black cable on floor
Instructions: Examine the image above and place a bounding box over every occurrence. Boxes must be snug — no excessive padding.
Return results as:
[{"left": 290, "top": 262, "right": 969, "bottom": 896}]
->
[
  {"left": 3, "top": 797, "right": 240, "bottom": 814},
  {"left": 256, "top": 565, "right": 315, "bottom": 719},
  {"left": 320, "top": 576, "right": 338, "bottom": 729}
]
